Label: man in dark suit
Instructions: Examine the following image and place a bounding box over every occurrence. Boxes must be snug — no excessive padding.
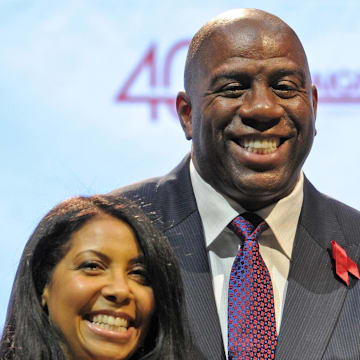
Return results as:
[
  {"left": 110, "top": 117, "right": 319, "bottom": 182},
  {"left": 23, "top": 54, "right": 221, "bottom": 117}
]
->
[{"left": 113, "top": 9, "right": 360, "bottom": 359}]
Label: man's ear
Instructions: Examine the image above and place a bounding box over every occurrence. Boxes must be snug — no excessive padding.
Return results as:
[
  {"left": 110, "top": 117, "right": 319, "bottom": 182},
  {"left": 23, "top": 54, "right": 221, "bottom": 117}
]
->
[
  {"left": 176, "top": 91, "right": 192, "bottom": 140},
  {"left": 311, "top": 84, "right": 318, "bottom": 136}
]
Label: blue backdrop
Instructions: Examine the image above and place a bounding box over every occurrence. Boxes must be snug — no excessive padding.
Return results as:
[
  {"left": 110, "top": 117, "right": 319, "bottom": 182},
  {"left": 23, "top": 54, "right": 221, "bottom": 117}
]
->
[{"left": 1, "top": 0, "right": 360, "bottom": 329}]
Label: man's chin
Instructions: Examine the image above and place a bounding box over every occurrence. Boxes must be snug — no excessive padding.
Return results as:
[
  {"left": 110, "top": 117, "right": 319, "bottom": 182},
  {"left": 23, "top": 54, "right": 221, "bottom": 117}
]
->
[{"left": 223, "top": 176, "right": 297, "bottom": 210}]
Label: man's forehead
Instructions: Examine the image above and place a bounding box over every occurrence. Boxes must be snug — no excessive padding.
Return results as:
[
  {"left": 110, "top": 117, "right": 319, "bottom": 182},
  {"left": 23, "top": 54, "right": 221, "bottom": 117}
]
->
[
  {"left": 194, "top": 18, "right": 309, "bottom": 80},
  {"left": 184, "top": 8, "right": 311, "bottom": 94},
  {"left": 210, "top": 8, "right": 289, "bottom": 36},
  {"left": 204, "top": 18, "right": 302, "bottom": 60}
]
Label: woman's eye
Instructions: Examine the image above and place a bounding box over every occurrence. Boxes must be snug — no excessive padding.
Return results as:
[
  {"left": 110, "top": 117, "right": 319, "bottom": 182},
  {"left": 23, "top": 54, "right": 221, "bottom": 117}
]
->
[
  {"left": 129, "top": 267, "right": 150, "bottom": 285},
  {"left": 78, "top": 261, "right": 105, "bottom": 273}
]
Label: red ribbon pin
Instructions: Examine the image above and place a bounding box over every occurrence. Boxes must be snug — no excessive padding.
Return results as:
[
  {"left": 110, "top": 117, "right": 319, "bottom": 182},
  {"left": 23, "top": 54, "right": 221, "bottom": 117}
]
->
[{"left": 331, "top": 240, "right": 360, "bottom": 286}]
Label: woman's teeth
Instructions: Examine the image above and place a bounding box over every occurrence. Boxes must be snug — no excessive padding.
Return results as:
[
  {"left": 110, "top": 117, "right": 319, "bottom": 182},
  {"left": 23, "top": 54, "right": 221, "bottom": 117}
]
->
[
  {"left": 239, "top": 137, "right": 280, "bottom": 154},
  {"left": 90, "top": 314, "right": 129, "bottom": 332}
]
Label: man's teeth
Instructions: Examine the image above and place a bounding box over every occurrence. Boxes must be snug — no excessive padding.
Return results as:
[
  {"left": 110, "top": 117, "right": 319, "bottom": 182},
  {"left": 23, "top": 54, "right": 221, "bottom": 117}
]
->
[
  {"left": 239, "top": 138, "right": 280, "bottom": 154},
  {"left": 90, "top": 314, "right": 128, "bottom": 332}
]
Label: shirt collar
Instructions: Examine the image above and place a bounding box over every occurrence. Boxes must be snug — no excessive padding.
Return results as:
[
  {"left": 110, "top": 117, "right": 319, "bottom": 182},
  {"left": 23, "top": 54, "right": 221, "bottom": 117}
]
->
[{"left": 190, "top": 160, "right": 303, "bottom": 259}]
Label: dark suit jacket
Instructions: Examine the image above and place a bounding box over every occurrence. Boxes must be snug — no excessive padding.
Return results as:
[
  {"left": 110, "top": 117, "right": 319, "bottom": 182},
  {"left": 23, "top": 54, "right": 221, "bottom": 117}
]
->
[{"left": 112, "top": 155, "right": 360, "bottom": 359}]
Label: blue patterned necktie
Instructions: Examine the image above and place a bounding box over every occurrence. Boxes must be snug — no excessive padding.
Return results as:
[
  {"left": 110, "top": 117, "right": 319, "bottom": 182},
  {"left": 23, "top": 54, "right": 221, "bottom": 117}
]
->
[{"left": 228, "top": 213, "right": 277, "bottom": 359}]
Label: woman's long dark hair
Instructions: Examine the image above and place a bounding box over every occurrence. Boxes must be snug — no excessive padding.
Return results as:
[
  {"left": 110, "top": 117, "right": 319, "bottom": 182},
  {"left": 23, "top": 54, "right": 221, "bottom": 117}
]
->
[{"left": 0, "top": 195, "right": 192, "bottom": 360}]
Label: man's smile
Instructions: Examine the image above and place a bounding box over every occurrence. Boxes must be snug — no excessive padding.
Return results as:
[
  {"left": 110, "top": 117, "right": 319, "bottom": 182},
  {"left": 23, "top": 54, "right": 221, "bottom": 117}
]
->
[
  {"left": 237, "top": 136, "right": 285, "bottom": 154},
  {"left": 227, "top": 133, "right": 295, "bottom": 171}
]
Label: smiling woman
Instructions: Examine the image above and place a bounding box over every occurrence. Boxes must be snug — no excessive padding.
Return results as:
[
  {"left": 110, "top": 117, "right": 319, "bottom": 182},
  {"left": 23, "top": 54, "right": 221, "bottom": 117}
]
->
[{"left": 0, "top": 195, "right": 194, "bottom": 360}]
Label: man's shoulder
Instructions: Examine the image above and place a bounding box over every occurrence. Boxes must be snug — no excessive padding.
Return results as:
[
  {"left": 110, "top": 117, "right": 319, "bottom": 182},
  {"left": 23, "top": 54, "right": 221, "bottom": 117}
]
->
[
  {"left": 304, "top": 178, "right": 360, "bottom": 244},
  {"left": 110, "top": 155, "right": 191, "bottom": 203},
  {"left": 110, "top": 175, "right": 163, "bottom": 201},
  {"left": 109, "top": 173, "right": 177, "bottom": 221},
  {"left": 308, "top": 181, "right": 360, "bottom": 221},
  {"left": 320, "top": 191, "right": 360, "bottom": 229},
  {"left": 108, "top": 155, "right": 198, "bottom": 228}
]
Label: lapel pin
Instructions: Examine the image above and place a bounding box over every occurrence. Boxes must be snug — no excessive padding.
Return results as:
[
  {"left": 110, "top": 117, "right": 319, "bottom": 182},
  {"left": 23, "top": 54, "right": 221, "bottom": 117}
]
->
[{"left": 331, "top": 240, "right": 360, "bottom": 286}]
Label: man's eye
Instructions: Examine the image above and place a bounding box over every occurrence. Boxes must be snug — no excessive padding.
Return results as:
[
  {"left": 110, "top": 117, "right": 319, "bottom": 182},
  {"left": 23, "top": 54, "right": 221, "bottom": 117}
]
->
[
  {"left": 220, "top": 84, "right": 247, "bottom": 97},
  {"left": 276, "top": 84, "right": 295, "bottom": 90},
  {"left": 272, "top": 81, "right": 298, "bottom": 97}
]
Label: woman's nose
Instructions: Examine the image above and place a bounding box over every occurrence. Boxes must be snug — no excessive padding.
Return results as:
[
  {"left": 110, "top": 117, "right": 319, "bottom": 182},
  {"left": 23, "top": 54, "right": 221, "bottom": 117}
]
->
[
  {"left": 238, "top": 83, "right": 284, "bottom": 131},
  {"left": 101, "top": 272, "right": 133, "bottom": 304}
]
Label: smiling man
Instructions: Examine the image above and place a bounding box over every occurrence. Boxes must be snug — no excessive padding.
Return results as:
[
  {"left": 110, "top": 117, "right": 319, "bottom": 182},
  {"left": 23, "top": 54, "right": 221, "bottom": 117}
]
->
[
  {"left": 114, "top": 9, "right": 360, "bottom": 360},
  {"left": 177, "top": 10, "right": 317, "bottom": 212}
]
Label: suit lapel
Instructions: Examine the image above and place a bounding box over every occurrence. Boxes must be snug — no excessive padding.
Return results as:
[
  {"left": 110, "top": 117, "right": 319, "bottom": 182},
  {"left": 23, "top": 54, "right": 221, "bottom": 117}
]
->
[
  {"left": 166, "top": 214, "right": 225, "bottom": 360},
  {"left": 160, "top": 156, "right": 226, "bottom": 360},
  {"left": 276, "top": 179, "right": 355, "bottom": 359}
]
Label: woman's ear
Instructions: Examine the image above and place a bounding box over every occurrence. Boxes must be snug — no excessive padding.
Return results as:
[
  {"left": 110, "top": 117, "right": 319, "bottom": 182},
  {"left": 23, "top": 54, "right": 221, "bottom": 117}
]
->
[{"left": 41, "top": 285, "right": 49, "bottom": 309}]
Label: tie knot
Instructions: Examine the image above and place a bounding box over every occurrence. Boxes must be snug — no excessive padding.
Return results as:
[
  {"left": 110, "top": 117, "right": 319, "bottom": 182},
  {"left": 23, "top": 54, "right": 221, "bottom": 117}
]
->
[{"left": 229, "top": 213, "right": 268, "bottom": 241}]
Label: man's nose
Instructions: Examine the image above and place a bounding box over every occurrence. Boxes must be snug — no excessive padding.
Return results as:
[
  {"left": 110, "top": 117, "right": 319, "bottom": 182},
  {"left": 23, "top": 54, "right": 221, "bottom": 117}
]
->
[
  {"left": 101, "top": 272, "right": 133, "bottom": 304},
  {"left": 238, "top": 83, "right": 284, "bottom": 131}
]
